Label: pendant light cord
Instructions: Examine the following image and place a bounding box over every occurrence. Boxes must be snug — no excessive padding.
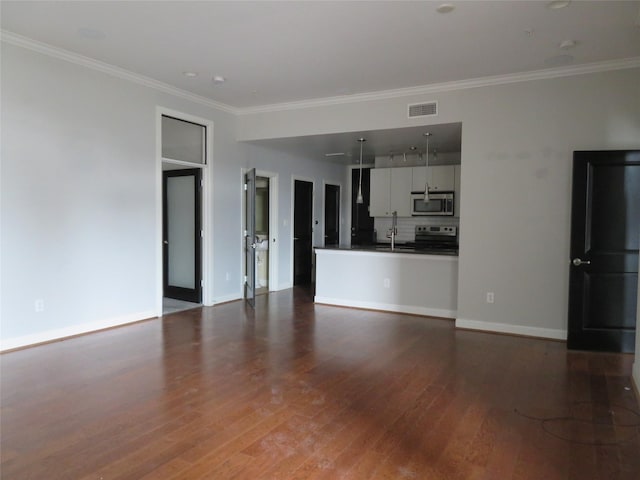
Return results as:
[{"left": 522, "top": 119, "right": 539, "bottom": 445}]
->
[{"left": 424, "top": 133, "right": 431, "bottom": 202}]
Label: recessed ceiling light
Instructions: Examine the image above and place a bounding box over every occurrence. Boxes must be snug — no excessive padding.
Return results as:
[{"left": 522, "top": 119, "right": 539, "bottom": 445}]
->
[
  {"left": 77, "top": 27, "right": 106, "bottom": 40},
  {"left": 547, "top": 1, "right": 570, "bottom": 9},
  {"left": 325, "top": 152, "right": 345, "bottom": 157},
  {"left": 436, "top": 3, "right": 455, "bottom": 14},
  {"left": 559, "top": 39, "right": 577, "bottom": 49},
  {"left": 182, "top": 71, "right": 198, "bottom": 78},
  {"left": 212, "top": 75, "right": 226, "bottom": 84}
]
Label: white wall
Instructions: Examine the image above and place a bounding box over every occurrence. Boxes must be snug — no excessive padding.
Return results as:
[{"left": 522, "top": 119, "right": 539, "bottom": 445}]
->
[
  {"left": 0, "top": 41, "right": 350, "bottom": 349},
  {"left": 0, "top": 42, "right": 244, "bottom": 348},
  {"left": 238, "top": 67, "right": 640, "bottom": 339}
]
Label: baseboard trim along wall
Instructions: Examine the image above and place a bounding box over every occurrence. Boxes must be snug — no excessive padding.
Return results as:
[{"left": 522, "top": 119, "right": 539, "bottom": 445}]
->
[
  {"left": 314, "top": 296, "right": 456, "bottom": 319},
  {"left": 0, "top": 310, "right": 157, "bottom": 352},
  {"left": 455, "top": 318, "right": 567, "bottom": 341},
  {"left": 213, "top": 293, "right": 243, "bottom": 304}
]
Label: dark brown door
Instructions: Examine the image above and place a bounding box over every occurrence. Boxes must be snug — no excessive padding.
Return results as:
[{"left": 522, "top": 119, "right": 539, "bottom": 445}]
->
[
  {"left": 294, "top": 180, "right": 313, "bottom": 285},
  {"left": 163, "top": 169, "right": 202, "bottom": 303},
  {"left": 324, "top": 184, "right": 340, "bottom": 246},
  {"left": 568, "top": 150, "right": 639, "bottom": 352}
]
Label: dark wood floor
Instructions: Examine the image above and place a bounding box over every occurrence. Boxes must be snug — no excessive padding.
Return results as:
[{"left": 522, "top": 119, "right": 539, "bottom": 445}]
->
[{"left": 1, "top": 287, "right": 639, "bottom": 479}]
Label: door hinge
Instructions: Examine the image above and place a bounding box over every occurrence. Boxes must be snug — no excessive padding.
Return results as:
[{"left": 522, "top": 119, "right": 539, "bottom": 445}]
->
[
  {"left": 200, "top": 230, "right": 204, "bottom": 238},
  {"left": 244, "top": 183, "right": 248, "bottom": 191},
  {"left": 243, "top": 275, "right": 247, "bottom": 283},
  {"left": 200, "top": 179, "right": 204, "bottom": 188},
  {"left": 244, "top": 229, "right": 248, "bottom": 237}
]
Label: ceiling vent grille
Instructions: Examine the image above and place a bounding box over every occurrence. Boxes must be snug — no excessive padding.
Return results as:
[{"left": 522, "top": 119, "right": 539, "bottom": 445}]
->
[{"left": 408, "top": 101, "right": 438, "bottom": 118}]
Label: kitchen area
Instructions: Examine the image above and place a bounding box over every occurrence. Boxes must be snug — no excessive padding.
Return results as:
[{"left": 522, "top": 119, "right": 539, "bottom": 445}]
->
[{"left": 315, "top": 123, "right": 461, "bottom": 318}]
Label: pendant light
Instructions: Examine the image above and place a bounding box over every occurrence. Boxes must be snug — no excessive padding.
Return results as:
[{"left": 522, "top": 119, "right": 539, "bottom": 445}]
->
[
  {"left": 424, "top": 132, "right": 431, "bottom": 202},
  {"left": 356, "top": 138, "right": 366, "bottom": 204}
]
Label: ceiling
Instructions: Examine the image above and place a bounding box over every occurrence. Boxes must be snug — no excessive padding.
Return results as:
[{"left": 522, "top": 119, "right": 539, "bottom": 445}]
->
[{"left": 2, "top": 1, "right": 639, "bottom": 161}]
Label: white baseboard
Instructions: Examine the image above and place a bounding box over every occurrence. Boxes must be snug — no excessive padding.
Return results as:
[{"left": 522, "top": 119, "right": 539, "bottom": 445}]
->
[
  {"left": 213, "top": 292, "right": 242, "bottom": 304},
  {"left": 0, "top": 310, "right": 157, "bottom": 352},
  {"left": 277, "top": 282, "right": 293, "bottom": 291},
  {"left": 455, "top": 318, "right": 567, "bottom": 340},
  {"left": 314, "top": 296, "right": 456, "bottom": 319}
]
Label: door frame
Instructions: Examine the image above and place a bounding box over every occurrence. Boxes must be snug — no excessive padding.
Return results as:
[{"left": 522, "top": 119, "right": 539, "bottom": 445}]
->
[
  {"left": 240, "top": 169, "right": 279, "bottom": 293},
  {"left": 291, "top": 176, "right": 315, "bottom": 286},
  {"left": 156, "top": 107, "right": 213, "bottom": 316},
  {"left": 322, "top": 180, "right": 342, "bottom": 246}
]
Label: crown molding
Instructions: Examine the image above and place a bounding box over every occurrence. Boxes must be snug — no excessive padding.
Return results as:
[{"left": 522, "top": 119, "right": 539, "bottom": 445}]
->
[
  {"left": 0, "top": 30, "right": 238, "bottom": 114},
  {"left": 237, "top": 56, "right": 640, "bottom": 115},
  {"left": 3, "top": 30, "right": 639, "bottom": 118}
]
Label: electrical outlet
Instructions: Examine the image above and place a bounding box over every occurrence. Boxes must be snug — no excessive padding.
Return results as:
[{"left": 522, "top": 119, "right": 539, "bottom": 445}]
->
[
  {"left": 486, "top": 292, "right": 494, "bottom": 304},
  {"left": 35, "top": 299, "right": 45, "bottom": 312},
  {"left": 384, "top": 278, "right": 391, "bottom": 288}
]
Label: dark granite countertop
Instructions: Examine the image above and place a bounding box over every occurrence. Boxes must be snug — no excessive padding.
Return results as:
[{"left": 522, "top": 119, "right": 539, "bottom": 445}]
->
[{"left": 315, "top": 243, "right": 458, "bottom": 256}]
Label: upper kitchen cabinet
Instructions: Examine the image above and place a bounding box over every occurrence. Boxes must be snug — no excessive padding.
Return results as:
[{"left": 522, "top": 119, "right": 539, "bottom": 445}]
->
[
  {"left": 411, "top": 165, "right": 455, "bottom": 192},
  {"left": 370, "top": 167, "right": 412, "bottom": 217}
]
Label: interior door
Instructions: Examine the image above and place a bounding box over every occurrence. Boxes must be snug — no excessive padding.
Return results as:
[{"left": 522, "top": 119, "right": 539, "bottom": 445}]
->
[
  {"left": 294, "top": 180, "right": 313, "bottom": 285},
  {"left": 568, "top": 150, "right": 640, "bottom": 352},
  {"left": 163, "top": 169, "right": 202, "bottom": 303},
  {"left": 245, "top": 169, "right": 257, "bottom": 307},
  {"left": 324, "top": 184, "right": 340, "bottom": 246}
]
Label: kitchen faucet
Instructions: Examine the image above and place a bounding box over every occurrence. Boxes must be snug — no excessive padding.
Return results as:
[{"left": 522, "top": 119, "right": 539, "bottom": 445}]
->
[{"left": 387, "top": 211, "right": 398, "bottom": 250}]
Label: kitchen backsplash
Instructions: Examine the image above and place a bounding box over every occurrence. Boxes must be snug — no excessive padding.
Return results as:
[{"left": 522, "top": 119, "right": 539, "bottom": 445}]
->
[{"left": 374, "top": 216, "right": 459, "bottom": 243}]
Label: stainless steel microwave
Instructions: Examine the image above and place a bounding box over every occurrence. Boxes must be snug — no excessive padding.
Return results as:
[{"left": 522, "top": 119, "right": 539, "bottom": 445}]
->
[{"left": 411, "top": 191, "right": 454, "bottom": 216}]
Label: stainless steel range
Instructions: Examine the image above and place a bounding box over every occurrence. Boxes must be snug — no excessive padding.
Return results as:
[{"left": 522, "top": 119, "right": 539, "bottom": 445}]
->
[{"left": 415, "top": 225, "right": 458, "bottom": 251}]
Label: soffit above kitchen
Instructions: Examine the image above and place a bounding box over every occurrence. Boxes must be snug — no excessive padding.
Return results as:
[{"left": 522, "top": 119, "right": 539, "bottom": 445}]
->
[
  {"left": 246, "top": 123, "right": 463, "bottom": 165},
  {"left": 2, "top": 1, "right": 639, "bottom": 112}
]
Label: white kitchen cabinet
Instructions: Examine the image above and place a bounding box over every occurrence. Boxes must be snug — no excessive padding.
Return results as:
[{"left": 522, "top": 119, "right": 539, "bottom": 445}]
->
[
  {"left": 369, "top": 167, "right": 412, "bottom": 217},
  {"left": 411, "top": 165, "right": 455, "bottom": 192},
  {"left": 369, "top": 168, "right": 391, "bottom": 217}
]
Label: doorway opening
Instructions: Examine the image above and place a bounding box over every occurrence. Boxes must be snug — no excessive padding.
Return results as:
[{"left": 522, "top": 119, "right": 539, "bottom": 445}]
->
[
  {"left": 243, "top": 170, "right": 279, "bottom": 306},
  {"left": 157, "top": 109, "right": 212, "bottom": 316},
  {"left": 162, "top": 167, "right": 202, "bottom": 314},
  {"left": 350, "top": 166, "right": 375, "bottom": 245},
  {"left": 324, "top": 183, "right": 340, "bottom": 246},
  {"left": 255, "top": 176, "right": 270, "bottom": 295},
  {"left": 293, "top": 179, "right": 314, "bottom": 286}
]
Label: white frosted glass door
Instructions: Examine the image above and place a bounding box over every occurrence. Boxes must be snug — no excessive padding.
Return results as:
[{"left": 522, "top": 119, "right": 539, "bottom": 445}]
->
[
  {"left": 163, "top": 169, "right": 201, "bottom": 303},
  {"left": 168, "top": 176, "right": 195, "bottom": 288}
]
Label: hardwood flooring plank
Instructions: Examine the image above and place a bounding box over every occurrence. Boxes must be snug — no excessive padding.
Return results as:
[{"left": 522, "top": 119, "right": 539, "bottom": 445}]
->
[{"left": 1, "top": 287, "right": 638, "bottom": 480}]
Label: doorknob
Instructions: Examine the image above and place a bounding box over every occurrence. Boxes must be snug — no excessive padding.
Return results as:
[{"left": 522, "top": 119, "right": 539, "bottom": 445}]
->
[
  {"left": 572, "top": 258, "right": 591, "bottom": 266},
  {"left": 294, "top": 237, "right": 300, "bottom": 240},
  {"left": 163, "top": 240, "right": 169, "bottom": 245}
]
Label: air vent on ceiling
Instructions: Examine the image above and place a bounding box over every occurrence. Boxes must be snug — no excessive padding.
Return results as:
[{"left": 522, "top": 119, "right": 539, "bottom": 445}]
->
[{"left": 408, "top": 101, "right": 438, "bottom": 118}]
